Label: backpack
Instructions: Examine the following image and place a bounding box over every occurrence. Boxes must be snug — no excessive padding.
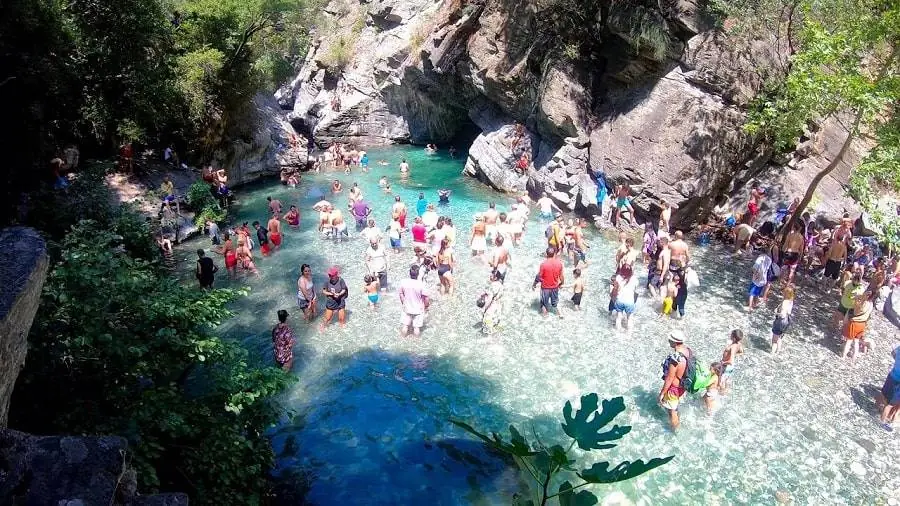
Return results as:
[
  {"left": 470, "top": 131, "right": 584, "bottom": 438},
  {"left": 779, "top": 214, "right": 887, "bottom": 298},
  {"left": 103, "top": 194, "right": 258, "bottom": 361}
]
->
[{"left": 679, "top": 347, "right": 715, "bottom": 394}]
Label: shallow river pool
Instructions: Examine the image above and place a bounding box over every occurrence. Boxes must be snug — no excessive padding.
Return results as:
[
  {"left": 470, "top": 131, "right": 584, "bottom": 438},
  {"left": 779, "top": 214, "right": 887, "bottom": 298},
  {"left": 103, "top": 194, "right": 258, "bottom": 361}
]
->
[{"left": 177, "top": 146, "right": 899, "bottom": 505}]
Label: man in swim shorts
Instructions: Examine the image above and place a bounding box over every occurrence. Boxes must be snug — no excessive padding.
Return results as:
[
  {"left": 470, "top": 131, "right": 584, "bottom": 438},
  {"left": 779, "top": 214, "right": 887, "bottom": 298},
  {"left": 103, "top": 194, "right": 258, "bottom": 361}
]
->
[
  {"left": 782, "top": 221, "right": 805, "bottom": 283},
  {"left": 879, "top": 345, "right": 900, "bottom": 430},
  {"left": 267, "top": 213, "right": 282, "bottom": 250},
  {"left": 536, "top": 192, "right": 559, "bottom": 219},
  {"left": 659, "top": 330, "right": 689, "bottom": 430},
  {"left": 267, "top": 196, "right": 282, "bottom": 215},
  {"left": 822, "top": 236, "right": 848, "bottom": 286},
  {"left": 484, "top": 202, "right": 499, "bottom": 244}
]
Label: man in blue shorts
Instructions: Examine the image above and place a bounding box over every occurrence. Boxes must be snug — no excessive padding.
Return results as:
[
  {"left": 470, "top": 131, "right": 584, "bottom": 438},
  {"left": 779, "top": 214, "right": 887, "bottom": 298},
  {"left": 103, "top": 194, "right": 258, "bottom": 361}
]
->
[{"left": 879, "top": 345, "right": 900, "bottom": 431}]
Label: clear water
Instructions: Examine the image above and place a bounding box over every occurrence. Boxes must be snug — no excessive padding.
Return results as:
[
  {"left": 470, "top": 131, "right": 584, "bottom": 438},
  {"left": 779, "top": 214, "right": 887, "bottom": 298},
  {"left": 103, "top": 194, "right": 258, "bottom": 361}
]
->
[{"left": 176, "top": 146, "right": 900, "bottom": 505}]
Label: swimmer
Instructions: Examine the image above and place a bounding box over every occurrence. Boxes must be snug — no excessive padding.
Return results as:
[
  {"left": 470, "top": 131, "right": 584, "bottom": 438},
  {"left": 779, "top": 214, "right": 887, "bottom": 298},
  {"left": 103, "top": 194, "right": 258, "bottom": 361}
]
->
[
  {"left": 470, "top": 214, "right": 487, "bottom": 257},
  {"left": 331, "top": 179, "right": 342, "bottom": 194},
  {"left": 489, "top": 234, "right": 510, "bottom": 282},
  {"left": 379, "top": 176, "right": 388, "bottom": 187},
  {"left": 217, "top": 232, "right": 237, "bottom": 278},
  {"left": 436, "top": 238, "right": 455, "bottom": 295},
  {"left": 284, "top": 205, "right": 300, "bottom": 228},
  {"left": 536, "top": 192, "right": 560, "bottom": 219},
  {"left": 267, "top": 196, "right": 282, "bottom": 215},
  {"left": 363, "top": 274, "right": 380, "bottom": 308},
  {"left": 235, "top": 239, "right": 259, "bottom": 278},
  {"left": 399, "top": 159, "right": 410, "bottom": 174},
  {"left": 484, "top": 202, "right": 499, "bottom": 243}
]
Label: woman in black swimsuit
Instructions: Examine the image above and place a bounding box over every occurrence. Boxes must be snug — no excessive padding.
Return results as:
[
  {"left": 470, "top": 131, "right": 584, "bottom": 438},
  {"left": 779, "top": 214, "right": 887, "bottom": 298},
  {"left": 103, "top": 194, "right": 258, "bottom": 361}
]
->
[{"left": 436, "top": 238, "right": 455, "bottom": 295}]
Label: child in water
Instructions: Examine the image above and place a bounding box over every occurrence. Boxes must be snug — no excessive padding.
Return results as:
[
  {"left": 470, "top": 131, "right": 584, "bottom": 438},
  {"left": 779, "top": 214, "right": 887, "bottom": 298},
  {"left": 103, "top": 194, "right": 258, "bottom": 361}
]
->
[
  {"left": 719, "top": 330, "right": 744, "bottom": 395},
  {"left": 662, "top": 273, "right": 676, "bottom": 316},
  {"left": 570, "top": 268, "right": 585, "bottom": 310},
  {"left": 363, "top": 274, "right": 380, "bottom": 308}
]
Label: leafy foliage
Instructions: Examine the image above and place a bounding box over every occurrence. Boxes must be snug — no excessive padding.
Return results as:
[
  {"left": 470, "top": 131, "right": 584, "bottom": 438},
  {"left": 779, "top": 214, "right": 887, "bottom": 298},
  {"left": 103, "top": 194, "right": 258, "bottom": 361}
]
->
[
  {"left": 10, "top": 219, "right": 294, "bottom": 504},
  {"left": 741, "top": 0, "right": 900, "bottom": 237},
  {"left": 451, "top": 394, "right": 673, "bottom": 506}
]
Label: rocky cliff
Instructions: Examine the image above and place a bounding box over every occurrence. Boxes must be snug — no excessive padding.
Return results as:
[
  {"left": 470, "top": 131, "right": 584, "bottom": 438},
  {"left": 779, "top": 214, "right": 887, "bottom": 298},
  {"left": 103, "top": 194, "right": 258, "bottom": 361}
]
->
[{"left": 277, "top": 0, "right": 864, "bottom": 228}]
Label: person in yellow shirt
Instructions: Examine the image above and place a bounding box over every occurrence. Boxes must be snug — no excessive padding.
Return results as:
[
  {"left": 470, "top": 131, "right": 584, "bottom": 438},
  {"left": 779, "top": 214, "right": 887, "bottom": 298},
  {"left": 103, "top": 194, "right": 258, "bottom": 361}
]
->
[{"left": 160, "top": 175, "right": 176, "bottom": 213}]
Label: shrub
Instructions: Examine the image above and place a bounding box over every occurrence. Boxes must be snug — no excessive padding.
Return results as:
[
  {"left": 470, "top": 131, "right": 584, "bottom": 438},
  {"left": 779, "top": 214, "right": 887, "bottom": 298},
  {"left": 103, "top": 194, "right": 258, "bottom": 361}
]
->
[{"left": 11, "top": 220, "right": 294, "bottom": 504}]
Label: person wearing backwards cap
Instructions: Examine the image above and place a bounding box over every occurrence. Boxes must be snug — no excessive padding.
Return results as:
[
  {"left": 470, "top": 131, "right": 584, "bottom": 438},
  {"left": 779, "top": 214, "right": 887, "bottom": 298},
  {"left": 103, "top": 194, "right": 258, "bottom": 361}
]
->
[
  {"left": 659, "top": 330, "right": 690, "bottom": 430},
  {"left": 320, "top": 266, "right": 348, "bottom": 331}
]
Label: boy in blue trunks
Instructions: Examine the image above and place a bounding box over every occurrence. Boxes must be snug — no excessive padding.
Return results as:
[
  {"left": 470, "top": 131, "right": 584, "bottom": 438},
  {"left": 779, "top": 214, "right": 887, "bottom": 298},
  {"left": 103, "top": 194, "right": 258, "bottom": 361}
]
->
[{"left": 879, "top": 345, "right": 900, "bottom": 431}]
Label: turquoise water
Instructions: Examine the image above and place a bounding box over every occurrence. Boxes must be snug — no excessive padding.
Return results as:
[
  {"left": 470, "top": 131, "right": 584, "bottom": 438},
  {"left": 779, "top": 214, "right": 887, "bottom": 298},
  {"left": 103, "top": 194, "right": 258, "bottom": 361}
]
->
[{"left": 177, "top": 146, "right": 900, "bottom": 505}]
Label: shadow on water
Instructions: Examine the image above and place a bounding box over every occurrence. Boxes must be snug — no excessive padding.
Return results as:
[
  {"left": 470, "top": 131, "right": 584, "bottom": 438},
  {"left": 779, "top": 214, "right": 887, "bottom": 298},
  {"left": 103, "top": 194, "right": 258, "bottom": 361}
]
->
[{"left": 269, "top": 348, "right": 533, "bottom": 505}]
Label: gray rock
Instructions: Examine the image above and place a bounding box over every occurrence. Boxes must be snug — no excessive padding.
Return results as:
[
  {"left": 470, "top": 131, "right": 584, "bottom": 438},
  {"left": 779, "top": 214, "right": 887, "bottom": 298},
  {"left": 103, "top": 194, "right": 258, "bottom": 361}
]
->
[{"left": 0, "top": 227, "right": 47, "bottom": 426}]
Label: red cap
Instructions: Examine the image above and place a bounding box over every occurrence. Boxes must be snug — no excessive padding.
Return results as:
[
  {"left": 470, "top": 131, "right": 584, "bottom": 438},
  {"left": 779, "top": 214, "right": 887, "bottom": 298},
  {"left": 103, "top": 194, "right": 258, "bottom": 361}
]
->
[{"left": 327, "top": 266, "right": 339, "bottom": 277}]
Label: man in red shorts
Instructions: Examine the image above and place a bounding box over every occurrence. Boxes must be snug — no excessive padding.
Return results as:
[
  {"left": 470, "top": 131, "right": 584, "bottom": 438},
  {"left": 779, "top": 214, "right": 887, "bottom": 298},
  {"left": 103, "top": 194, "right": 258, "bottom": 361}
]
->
[
  {"left": 267, "top": 213, "right": 283, "bottom": 250},
  {"left": 747, "top": 184, "right": 765, "bottom": 224}
]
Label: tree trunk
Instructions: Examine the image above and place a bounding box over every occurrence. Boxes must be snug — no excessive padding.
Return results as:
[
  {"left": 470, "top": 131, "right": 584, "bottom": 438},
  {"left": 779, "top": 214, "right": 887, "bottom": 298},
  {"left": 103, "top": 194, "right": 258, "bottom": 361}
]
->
[{"left": 779, "top": 114, "right": 860, "bottom": 240}]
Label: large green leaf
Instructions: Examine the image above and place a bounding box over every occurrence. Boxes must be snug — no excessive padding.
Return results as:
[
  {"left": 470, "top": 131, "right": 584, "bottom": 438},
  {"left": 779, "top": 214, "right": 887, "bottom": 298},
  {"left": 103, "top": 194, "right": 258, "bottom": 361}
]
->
[
  {"left": 450, "top": 419, "right": 538, "bottom": 456},
  {"left": 578, "top": 456, "right": 675, "bottom": 484},
  {"left": 558, "top": 481, "right": 598, "bottom": 506},
  {"left": 561, "top": 394, "right": 631, "bottom": 450}
]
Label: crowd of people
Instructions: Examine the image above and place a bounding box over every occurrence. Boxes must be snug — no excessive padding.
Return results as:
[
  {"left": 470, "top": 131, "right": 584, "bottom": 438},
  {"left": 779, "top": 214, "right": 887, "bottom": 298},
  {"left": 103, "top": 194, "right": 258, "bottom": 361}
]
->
[{"left": 188, "top": 158, "right": 900, "bottom": 432}]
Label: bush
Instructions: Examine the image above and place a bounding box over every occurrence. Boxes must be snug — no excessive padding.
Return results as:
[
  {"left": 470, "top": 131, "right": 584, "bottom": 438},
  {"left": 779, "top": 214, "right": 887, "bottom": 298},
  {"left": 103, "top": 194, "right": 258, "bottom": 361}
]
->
[{"left": 10, "top": 220, "right": 294, "bottom": 504}]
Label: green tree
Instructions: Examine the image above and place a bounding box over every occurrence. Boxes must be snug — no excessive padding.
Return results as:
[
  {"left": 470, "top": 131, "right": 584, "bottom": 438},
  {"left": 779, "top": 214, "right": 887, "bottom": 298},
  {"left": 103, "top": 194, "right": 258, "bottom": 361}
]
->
[
  {"left": 451, "top": 394, "right": 673, "bottom": 506},
  {"left": 10, "top": 218, "right": 294, "bottom": 504},
  {"left": 744, "top": 0, "right": 900, "bottom": 236}
]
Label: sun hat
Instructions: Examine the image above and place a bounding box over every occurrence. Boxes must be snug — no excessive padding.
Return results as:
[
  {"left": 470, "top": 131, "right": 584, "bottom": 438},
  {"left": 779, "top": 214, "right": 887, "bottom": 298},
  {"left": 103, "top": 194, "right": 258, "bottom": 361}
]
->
[
  {"left": 327, "top": 266, "right": 339, "bottom": 277},
  {"left": 668, "top": 330, "right": 685, "bottom": 344}
]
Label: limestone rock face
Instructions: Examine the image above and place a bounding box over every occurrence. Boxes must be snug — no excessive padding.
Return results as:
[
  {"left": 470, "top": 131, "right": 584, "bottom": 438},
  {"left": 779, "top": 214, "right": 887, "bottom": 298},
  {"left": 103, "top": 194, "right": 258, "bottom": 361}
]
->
[
  {"left": 0, "top": 227, "right": 47, "bottom": 427},
  {"left": 224, "top": 94, "right": 308, "bottom": 187},
  {"left": 277, "top": 0, "right": 870, "bottom": 227}
]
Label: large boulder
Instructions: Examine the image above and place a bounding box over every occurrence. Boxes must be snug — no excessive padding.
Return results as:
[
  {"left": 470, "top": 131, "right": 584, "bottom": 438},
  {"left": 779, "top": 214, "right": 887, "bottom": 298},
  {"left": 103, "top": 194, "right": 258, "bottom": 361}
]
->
[{"left": 224, "top": 94, "right": 308, "bottom": 187}]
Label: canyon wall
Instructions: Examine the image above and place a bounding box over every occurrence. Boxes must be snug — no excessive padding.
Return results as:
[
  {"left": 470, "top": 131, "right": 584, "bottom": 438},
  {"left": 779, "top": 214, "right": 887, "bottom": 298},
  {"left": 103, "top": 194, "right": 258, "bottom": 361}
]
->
[{"left": 276, "top": 0, "right": 864, "bottom": 228}]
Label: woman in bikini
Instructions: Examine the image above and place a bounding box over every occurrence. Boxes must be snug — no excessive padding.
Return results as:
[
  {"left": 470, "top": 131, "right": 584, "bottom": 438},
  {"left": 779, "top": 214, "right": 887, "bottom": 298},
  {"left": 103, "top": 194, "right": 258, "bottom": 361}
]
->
[
  {"left": 217, "top": 232, "right": 237, "bottom": 278},
  {"left": 436, "top": 238, "right": 455, "bottom": 295},
  {"left": 285, "top": 205, "right": 300, "bottom": 228}
]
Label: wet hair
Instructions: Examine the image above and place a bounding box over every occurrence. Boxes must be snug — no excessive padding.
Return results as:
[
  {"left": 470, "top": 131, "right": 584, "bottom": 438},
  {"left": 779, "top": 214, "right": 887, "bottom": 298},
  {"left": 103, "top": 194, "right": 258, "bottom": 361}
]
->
[
  {"left": 223, "top": 232, "right": 230, "bottom": 240},
  {"left": 267, "top": 196, "right": 272, "bottom": 201},
  {"left": 277, "top": 309, "right": 288, "bottom": 323},
  {"left": 499, "top": 212, "right": 507, "bottom": 222},
  {"left": 196, "top": 249, "right": 205, "bottom": 257},
  {"left": 625, "top": 237, "right": 635, "bottom": 247},
  {"left": 409, "top": 263, "right": 421, "bottom": 278},
  {"left": 252, "top": 221, "right": 260, "bottom": 227},
  {"left": 419, "top": 192, "right": 424, "bottom": 198},
  {"left": 290, "top": 205, "right": 297, "bottom": 210},
  {"left": 546, "top": 246, "right": 557, "bottom": 257},
  {"left": 364, "top": 274, "right": 374, "bottom": 284},
  {"left": 489, "top": 202, "right": 495, "bottom": 209},
  {"left": 730, "top": 329, "right": 743, "bottom": 343},
  {"left": 573, "top": 268, "right": 581, "bottom": 277},
  {"left": 301, "top": 263, "right": 311, "bottom": 274},
  {"left": 368, "top": 219, "right": 375, "bottom": 226},
  {"left": 395, "top": 195, "right": 401, "bottom": 201}
]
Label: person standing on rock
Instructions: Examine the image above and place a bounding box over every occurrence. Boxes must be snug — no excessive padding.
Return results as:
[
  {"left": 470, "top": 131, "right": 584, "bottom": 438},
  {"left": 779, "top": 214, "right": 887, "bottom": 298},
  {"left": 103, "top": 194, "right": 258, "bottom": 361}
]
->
[
  {"left": 747, "top": 184, "right": 765, "bottom": 224},
  {"left": 614, "top": 184, "right": 635, "bottom": 227},
  {"left": 659, "top": 202, "right": 672, "bottom": 233}
]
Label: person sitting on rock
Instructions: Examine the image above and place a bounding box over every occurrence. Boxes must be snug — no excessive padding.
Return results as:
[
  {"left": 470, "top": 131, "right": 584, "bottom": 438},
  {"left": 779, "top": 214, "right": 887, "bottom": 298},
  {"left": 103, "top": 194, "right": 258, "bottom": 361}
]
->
[{"left": 515, "top": 153, "right": 529, "bottom": 175}]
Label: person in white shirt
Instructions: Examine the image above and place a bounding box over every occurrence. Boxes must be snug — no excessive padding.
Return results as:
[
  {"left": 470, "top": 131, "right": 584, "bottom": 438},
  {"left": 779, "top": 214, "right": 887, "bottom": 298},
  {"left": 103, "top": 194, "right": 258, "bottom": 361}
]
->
[
  {"left": 771, "top": 285, "right": 795, "bottom": 354},
  {"left": 422, "top": 204, "right": 439, "bottom": 230},
  {"left": 361, "top": 219, "right": 382, "bottom": 244},
  {"left": 365, "top": 239, "right": 389, "bottom": 290},
  {"left": 398, "top": 264, "right": 429, "bottom": 337},
  {"left": 747, "top": 252, "right": 772, "bottom": 311},
  {"left": 612, "top": 264, "right": 640, "bottom": 330}
]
